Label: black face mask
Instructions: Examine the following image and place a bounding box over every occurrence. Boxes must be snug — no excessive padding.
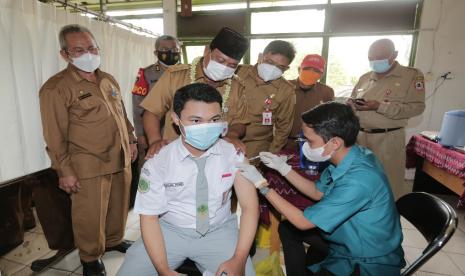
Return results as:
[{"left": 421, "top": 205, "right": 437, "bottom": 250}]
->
[{"left": 157, "top": 50, "right": 180, "bottom": 66}]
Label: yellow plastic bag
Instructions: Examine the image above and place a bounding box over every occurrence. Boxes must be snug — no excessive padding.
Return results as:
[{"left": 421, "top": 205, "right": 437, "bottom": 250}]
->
[
  {"left": 255, "top": 224, "right": 271, "bottom": 249},
  {"left": 254, "top": 252, "right": 285, "bottom": 276}
]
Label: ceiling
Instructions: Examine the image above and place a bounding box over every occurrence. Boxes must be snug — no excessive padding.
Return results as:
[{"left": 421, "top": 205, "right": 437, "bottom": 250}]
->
[{"left": 41, "top": 0, "right": 163, "bottom": 12}]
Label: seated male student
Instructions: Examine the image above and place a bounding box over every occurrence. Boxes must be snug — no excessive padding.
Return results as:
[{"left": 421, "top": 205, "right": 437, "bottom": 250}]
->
[
  {"left": 117, "top": 83, "right": 258, "bottom": 276},
  {"left": 237, "top": 102, "right": 405, "bottom": 276}
]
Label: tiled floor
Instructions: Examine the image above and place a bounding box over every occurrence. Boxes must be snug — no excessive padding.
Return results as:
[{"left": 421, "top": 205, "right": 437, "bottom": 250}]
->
[{"left": 1, "top": 194, "right": 464, "bottom": 276}]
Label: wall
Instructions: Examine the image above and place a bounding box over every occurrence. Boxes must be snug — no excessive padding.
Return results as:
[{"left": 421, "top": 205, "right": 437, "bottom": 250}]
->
[{"left": 407, "top": 0, "right": 465, "bottom": 138}]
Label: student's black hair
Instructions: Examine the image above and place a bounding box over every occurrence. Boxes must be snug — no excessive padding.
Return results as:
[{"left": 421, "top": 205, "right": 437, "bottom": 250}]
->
[
  {"left": 301, "top": 102, "right": 360, "bottom": 146},
  {"left": 173, "top": 83, "right": 223, "bottom": 117},
  {"left": 263, "top": 40, "right": 296, "bottom": 64}
]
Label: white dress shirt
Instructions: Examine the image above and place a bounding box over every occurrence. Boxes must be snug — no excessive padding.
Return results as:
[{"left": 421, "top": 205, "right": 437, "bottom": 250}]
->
[{"left": 134, "top": 137, "right": 244, "bottom": 228}]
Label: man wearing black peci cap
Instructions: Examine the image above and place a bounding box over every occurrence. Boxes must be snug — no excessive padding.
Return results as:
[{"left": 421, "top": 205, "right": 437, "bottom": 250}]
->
[{"left": 140, "top": 27, "right": 250, "bottom": 158}]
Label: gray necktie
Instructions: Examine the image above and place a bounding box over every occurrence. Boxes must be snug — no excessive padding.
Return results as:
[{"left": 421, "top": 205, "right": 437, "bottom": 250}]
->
[{"left": 191, "top": 156, "right": 209, "bottom": 236}]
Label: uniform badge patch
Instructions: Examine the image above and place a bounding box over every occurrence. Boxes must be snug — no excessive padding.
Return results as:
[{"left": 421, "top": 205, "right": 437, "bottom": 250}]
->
[
  {"left": 138, "top": 178, "right": 150, "bottom": 193},
  {"left": 414, "top": 76, "right": 425, "bottom": 91}
]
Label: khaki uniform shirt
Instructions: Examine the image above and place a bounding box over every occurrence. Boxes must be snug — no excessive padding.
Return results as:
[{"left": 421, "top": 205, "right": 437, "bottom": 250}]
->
[
  {"left": 285, "top": 81, "right": 334, "bottom": 149},
  {"left": 132, "top": 63, "right": 165, "bottom": 136},
  {"left": 39, "top": 65, "right": 136, "bottom": 179},
  {"left": 351, "top": 62, "right": 425, "bottom": 129},
  {"left": 236, "top": 65, "right": 295, "bottom": 155},
  {"left": 140, "top": 58, "right": 248, "bottom": 141}
]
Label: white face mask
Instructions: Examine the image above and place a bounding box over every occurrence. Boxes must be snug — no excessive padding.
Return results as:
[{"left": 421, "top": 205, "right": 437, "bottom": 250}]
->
[
  {"left": 302, "top": 141, "right": 332, "bottom": 162},
  {"left": 257, "top": 63, "right": 283, "bottom": 82},
  {"left": 203, "top": 55, "right": 236, "bottom": 81},
  {"left": 71, "top": 52, "right": 101, "bottom": 73}
]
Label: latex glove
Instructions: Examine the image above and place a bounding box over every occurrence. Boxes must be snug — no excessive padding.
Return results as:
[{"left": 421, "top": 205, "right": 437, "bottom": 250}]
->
[
  {"left": 259, "top": 152, "right": 292, "bottom": 176},
  {"left": 236, "top": 164, "right": 267, "bottom": 189}
]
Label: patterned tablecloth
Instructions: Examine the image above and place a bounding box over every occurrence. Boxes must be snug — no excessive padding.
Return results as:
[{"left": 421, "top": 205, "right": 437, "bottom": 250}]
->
[
  {"left": 260, "top": 148, "right": 319, "bottom": 225},
  {"left": 406, "top": 134, "right": 465, "bottom": 208}
]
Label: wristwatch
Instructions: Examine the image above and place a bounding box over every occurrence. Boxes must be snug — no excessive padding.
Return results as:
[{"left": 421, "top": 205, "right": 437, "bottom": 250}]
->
[{"left": 259, "top": 186, "right": 271, "bottom": 196}]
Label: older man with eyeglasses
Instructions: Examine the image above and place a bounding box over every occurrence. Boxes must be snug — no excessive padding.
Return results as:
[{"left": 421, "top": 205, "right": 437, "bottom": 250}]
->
[{"left": 39, "top": 24, "right": 137, "bottom": 276}]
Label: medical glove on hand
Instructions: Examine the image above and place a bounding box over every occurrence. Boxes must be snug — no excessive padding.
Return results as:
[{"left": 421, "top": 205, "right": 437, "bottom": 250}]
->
[
  {"left": 236, "top": 163, "right": 267, "bottom": 189},
  {"left": 259, "top": 152, "right": 292, "bottom": 176}
]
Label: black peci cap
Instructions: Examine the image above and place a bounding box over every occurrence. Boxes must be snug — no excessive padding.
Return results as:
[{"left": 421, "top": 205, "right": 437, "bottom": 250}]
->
[{"left": 209, "top": 27, "right": 249, "bottom": 61}]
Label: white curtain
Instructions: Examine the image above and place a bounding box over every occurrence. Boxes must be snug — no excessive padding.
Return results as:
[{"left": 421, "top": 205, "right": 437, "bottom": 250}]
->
[{"left": 0, "top": 0, "right": 155, "bottom": 183}]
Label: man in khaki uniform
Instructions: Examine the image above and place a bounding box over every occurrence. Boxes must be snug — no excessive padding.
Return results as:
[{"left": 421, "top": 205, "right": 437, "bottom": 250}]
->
[
  {"left": 142, "top": 27, "right": 249, "bottom": 158},
  {"left": 285, "top": 54, "right": 334, "bottom": 151},
  {"left": 237, "top": 40, "right": 296, "bottom": 158},
  {"left": 132, "top": 35, "right": 181, "bottom": 155},
  {"left": 349, "top": 38, "right": 425, "bottom": 199},
  {"left": 39, "top": 25, "right": 137, "bottom": 276},
  {"left": 130, "top": 35, "right": 181, "bottom": 206}
]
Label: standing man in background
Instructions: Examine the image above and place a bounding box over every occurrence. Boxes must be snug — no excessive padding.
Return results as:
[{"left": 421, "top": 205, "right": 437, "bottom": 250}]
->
[
  {"left": 39, "top": 24, "right": 137, "bottom": 276},
  {"left": 237, "top": 40, "right": 296, "bottom": 158},
  {"left": 285, "top": 54, "right": 334, "bottom": 151},
  {"left": 132, "top": 35, "right": 181, "bottom": 156},
  {"left": 141, "top": 27, "right": 250, "bottom": 157},
  {"left": 131, "top": 35, "right": 181, "bottom": 206},
  {"left": 349, "top": 38, "right": 425, "bottom": 199}
]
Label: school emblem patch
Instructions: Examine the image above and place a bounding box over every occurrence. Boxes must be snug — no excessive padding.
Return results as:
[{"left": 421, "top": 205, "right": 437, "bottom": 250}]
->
[{"left": 138, "top": 178, "right": 150, "bottom": 193}]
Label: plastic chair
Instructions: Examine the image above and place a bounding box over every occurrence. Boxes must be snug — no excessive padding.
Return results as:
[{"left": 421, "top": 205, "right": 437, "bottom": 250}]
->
[{"left": 396, "top": 192, "right": 458, "bottom": 276}]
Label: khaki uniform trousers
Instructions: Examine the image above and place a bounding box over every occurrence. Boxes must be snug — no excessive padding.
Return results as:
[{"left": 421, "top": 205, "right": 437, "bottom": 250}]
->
[
  {"left": 71, "top": 166, "right": 131, "bottom": 262},
  {"left": 357, "top": 128, "right": 406, "bottom": 200}
]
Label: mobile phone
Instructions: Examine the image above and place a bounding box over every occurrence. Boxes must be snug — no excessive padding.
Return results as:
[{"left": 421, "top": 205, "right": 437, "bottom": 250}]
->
[{"left": 354, "top": 98, "right": 366, "bottom": 105}]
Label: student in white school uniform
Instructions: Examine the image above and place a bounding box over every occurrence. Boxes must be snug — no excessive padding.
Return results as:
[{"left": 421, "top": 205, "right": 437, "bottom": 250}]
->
[{"left": 117, "top": 83, "right": 259, "bottom": 276}]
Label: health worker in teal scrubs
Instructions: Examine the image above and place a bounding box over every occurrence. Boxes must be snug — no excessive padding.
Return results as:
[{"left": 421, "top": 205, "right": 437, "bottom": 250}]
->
[{"left": 237, "top": 102, "right": 405, "bottom": 276}]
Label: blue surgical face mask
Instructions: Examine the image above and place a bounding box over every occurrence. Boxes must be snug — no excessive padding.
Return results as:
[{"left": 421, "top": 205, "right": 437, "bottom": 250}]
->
[
  {"left": 369, "top": 59, "right": 392, "bottom": 73},
  {"left": 180, "top": 121, "right": 225, "bottom": 150}
]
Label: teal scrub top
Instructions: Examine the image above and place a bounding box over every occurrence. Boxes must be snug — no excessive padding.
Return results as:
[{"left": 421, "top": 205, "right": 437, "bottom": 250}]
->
[{"left": 304, "top": 145, "right": 405, "bottom": 276}]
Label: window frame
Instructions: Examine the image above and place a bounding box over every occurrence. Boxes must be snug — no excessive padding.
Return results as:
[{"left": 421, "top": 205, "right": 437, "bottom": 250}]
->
[{"left": 178, "top": 0, "right": 423, "bottom": 85}]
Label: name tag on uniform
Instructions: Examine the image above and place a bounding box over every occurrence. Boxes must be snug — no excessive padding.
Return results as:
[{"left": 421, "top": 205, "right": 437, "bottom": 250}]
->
[
  {"left": 78, "top": 92, "right": 92, "bottom": 100},
  {"left": 163, "top": 182, "right": 184, "bottom": 188},
  {"left": 262, "top": 111, "right": 272, "bottom": 126}
]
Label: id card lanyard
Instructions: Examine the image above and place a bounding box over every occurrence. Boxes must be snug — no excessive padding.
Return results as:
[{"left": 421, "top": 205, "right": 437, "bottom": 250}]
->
[{"left": 262, "top": 94, "right": 275, "bottom": 126}]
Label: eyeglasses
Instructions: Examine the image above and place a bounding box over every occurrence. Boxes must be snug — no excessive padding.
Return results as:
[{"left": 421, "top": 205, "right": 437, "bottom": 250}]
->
[
  {"left": 66, "top": 46, "right": 100, "bottom": 57},
  {"left": 158, "top": 47, "right": 181, "bottom": 53},
  {"left": 263, "top": 58, "right": 289, "bottom": 72}
]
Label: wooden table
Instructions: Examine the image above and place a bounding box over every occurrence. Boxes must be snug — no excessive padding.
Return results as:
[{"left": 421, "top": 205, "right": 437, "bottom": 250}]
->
[{"left": 406, "top": 134, "right": 465, "bottom": 208}]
